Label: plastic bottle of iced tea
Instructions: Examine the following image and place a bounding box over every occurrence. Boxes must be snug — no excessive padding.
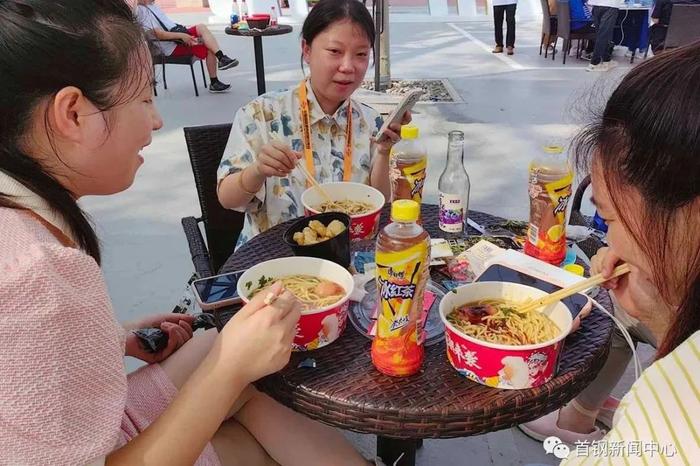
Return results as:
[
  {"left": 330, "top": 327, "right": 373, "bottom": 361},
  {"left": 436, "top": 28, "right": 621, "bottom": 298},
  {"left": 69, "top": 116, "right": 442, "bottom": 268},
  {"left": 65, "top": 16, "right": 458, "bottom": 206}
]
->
[
  {"left": 390, "top": 125, "right": 427, "bottom": 221},
  {"left": 524, "top": 145, "right": 573, "bottom": 265},
  {"left": 372, "top": 200, "right": 430, "bottom": 377}
]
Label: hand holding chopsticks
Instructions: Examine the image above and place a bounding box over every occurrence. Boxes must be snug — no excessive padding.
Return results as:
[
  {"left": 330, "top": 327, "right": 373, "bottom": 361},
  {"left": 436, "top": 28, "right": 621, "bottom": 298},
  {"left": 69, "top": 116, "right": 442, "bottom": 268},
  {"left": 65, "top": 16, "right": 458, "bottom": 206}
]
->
[
  {"left": 253, "top": 109, "right": 333, "bottom": 204},
  {"left": 520, "top": 263, "right": 632, "bottom": 314}
]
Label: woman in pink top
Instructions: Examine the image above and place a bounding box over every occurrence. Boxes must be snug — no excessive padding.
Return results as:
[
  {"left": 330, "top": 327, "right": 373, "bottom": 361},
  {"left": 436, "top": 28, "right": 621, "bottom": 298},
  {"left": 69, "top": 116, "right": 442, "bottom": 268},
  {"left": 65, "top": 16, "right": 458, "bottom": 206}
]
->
[{"left": 0, "top": 1, "right": 368, "bottom": 465}]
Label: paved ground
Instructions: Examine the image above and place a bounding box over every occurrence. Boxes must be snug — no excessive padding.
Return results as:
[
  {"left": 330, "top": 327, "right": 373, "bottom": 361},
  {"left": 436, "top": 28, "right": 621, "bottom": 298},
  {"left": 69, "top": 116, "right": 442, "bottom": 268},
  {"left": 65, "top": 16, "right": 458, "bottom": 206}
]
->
[{"left": 83, "top": 12, "right": 655, "bottom": 465}]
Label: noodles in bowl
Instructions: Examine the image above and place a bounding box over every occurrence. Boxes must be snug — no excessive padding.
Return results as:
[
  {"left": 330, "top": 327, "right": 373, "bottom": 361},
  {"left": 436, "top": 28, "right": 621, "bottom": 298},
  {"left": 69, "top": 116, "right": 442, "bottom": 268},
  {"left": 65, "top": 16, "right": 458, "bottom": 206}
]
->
[
  {"left": 301, "top": 182, "right": 385, "bottom": 241},
  {"left": 250, "top": 275, "right": 346, "bottom": 311},
  {"left": 236, "top": 257, "right": 355, "bottom": 351},
  {"left": 316, "top": 200, "right": 374, "bottom": 216},
  {"left": 439, "top": 281, "right": 573, "bottom": 389},
  {"left": 447, "top": 299, "right": 561, "bottom": 346}
]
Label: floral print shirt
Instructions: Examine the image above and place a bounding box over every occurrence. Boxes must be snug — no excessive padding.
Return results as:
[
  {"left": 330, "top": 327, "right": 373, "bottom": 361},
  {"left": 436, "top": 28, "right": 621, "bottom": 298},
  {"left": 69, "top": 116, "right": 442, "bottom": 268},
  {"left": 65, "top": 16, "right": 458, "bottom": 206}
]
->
[{"left": 217, "top": 80, "right": 384, "bottom": 247}]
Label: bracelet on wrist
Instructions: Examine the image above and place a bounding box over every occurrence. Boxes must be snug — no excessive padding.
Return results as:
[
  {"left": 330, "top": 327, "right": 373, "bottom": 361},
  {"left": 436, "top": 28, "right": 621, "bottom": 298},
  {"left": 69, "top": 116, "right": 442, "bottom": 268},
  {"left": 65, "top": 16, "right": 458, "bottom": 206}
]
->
[{"left": 238, "top": 167, "right": 260, "bottom": 196}]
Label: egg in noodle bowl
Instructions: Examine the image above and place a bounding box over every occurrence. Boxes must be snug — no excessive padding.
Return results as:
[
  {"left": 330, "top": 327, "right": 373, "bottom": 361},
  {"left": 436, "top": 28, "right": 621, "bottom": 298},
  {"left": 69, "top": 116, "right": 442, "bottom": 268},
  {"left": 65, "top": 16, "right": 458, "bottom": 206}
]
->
[
  {"left": 301, "top": 182, "right": 385, "bottom": 241},
  {"left": 439, "top": 282, "right": 573, "bottom": 390}
]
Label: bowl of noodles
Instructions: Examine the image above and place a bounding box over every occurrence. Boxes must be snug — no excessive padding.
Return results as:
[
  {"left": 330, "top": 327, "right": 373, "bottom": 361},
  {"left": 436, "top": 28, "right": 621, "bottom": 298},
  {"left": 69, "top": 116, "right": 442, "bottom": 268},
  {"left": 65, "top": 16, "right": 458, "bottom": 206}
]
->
[
  {"left": 237, "top": 256, "right": 354, "bottom": 351},
  {"left": 439, "top": 282, "right": 573, "bottom": 389},
  {"left": 301, "top": 182, "right": 385, "bottom": 241}
]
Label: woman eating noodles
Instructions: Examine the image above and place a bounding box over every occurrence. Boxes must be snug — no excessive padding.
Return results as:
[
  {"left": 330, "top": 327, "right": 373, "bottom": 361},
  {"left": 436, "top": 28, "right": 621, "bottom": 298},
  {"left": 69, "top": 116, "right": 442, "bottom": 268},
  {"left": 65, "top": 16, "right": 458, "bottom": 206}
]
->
[
  {"left": 558, "top": 43, "right": 700, "bottom": 464},
  {"left": 217, "top": 0, "right": 409, "bottom": 246}
]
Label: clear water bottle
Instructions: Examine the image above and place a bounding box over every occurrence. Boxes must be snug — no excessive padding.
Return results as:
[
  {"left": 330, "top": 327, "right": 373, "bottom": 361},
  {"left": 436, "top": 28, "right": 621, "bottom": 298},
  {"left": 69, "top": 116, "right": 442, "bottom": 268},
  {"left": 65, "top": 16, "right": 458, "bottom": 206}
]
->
[
  {"left": 270, "top": 6, "right": 278, "bottom": 26},
  {"left": 438, "top": 131, "right": 470, "bottom": 233}
]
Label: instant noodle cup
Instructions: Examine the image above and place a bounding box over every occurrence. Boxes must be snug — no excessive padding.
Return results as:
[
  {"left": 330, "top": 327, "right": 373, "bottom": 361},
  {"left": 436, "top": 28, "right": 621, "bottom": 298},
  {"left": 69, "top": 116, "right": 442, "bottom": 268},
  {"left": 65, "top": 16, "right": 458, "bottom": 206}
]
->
[
  {"left": 301, "top": 182, "right": 385, "bottom": 241},
  {"left": 237, "top": 257, "right": 354, "bottom": 351},
  {"left": 439, "top": 282, "right": 573, "bottom": 389}
]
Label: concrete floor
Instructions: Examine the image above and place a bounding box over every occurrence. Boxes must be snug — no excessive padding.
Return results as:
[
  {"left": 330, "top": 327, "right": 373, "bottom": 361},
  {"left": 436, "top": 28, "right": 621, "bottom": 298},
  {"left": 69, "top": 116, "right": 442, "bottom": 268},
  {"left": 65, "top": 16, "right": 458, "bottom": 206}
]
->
[{"left": 81, "top": 13, "right": 654, "bottom": 465}]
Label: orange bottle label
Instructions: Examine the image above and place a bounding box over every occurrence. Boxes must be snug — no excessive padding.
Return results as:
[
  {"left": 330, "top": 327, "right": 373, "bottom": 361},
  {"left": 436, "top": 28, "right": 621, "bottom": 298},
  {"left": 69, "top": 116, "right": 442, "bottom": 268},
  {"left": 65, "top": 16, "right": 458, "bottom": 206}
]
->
[
  {"left": 371, "top": 241, "right": 427, "bottom": 376},
  {"left": 524, "top": 168, "right": 573, "bottom": 265}
]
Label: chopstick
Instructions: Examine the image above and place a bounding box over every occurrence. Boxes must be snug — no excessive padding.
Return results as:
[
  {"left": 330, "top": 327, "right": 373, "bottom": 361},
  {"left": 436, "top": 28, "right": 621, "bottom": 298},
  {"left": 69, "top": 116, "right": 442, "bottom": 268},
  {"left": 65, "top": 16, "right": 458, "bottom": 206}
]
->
[
  {"left": 253, "top": 106, "right": 334, "bottom": 205},
  {"left": 519, "top": 263, "right": 632, "bottom": 314},
  {"left": 295, "top": 159, "right": 334, "bottom": 204}
]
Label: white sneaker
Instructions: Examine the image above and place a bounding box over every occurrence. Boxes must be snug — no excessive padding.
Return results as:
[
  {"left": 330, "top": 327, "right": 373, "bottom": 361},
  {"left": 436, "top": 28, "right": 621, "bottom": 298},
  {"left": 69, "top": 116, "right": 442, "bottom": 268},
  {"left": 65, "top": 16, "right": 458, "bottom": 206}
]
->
[{"left": 586, "top": 63, "right": 607, "bottom": 72}]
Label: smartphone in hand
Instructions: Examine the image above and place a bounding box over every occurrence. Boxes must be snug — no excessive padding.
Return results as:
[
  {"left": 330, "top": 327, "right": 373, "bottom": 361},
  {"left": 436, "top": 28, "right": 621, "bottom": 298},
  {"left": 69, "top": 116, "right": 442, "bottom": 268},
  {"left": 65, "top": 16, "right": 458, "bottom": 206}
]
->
[{"left": 374, "top": 89, "right": 423, "bottom": 142}]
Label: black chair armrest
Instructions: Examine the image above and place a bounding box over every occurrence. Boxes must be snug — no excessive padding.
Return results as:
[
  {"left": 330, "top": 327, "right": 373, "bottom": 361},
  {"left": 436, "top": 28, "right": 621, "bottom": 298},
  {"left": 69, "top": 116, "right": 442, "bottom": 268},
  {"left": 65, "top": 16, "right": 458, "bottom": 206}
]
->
[
  {"left": 571, "top": 174, "right": 591, "bottom": 217},
  {"left": 569, "top": 175, "right": 605, "bottom": 260},
  {"left": 181, "top": 216, "right": 215, "bottom": 278}
]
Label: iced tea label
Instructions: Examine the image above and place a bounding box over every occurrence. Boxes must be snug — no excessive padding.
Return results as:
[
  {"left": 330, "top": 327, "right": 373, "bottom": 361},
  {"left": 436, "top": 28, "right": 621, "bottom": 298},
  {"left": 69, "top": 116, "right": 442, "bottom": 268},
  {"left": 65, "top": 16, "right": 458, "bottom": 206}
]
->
[
  {"left": 375, "top": 242, "right": 427, "bottom": 338},
  {"left": 439, "top": 192, "right": 463, "bottom": 232},
  {"left": 525, "top": 168, "right": 573, "bottom": 264},
  {"left": 402, "top": 158, "right": 427, "bottom": 203}
]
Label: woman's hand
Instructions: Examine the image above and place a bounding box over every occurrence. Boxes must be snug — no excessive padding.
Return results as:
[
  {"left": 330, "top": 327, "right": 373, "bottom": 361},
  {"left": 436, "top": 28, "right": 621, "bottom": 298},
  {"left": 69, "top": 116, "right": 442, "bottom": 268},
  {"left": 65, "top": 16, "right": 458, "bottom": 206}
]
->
[
  {"left": 217, "top": 282, "right": 302, "bottom": 383},
  {"left": 591, "top": 247, "right": 622, "bottom": 289},
  {"left": 375, "top": 111, "right": 412, "bottom": 158},
  {"left": 124, "top": 314, "right": 195, "bottom": 364},
  {"left": 253, "top": 141, "right": 302, "bottom": 178},
  {"left": 591, "top": 247, "right": 672, "bottom": 338}
]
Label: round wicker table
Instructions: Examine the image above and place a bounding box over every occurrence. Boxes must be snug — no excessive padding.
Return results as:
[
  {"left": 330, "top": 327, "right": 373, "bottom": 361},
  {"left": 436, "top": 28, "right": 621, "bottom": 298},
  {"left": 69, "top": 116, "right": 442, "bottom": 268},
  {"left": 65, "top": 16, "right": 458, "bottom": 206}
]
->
[{"left": 220, "top": 205, "right": 614, "bottom": 465}]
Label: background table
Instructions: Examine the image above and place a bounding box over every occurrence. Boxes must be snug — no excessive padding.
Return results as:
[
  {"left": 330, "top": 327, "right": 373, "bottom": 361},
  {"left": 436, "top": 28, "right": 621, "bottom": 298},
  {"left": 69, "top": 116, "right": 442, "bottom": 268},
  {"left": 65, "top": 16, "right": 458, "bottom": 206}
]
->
[
  {"left": 220, "top": 205, "right": 614, "bottom": 465},
  {"left": 225, "top": 25, "right": 293, "bottom": 95},
  {"left": 615, "top": 7, "right": 651, "bottom": 61}
]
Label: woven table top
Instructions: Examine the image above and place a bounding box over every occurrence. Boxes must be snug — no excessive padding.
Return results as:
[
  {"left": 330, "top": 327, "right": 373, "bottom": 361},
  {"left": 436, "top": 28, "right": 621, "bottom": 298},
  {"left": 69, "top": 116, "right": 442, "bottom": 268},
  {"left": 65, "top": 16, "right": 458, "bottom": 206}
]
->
[{"left": 220, "top": 205, "right": 614, "bottom": 438}]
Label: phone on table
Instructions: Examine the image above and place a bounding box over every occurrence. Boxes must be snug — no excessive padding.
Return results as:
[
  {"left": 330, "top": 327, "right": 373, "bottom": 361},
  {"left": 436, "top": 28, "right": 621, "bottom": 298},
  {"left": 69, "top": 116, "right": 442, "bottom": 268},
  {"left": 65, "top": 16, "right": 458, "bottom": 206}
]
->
[
  {"left": 476, "top": 264, "right": 588, "bottom": 319},
  {"left": 191, "top": 270, "right": 245, "bottom": 311},
  {"left": 374, "top": 89, "right": 423, "bottom": 142}
]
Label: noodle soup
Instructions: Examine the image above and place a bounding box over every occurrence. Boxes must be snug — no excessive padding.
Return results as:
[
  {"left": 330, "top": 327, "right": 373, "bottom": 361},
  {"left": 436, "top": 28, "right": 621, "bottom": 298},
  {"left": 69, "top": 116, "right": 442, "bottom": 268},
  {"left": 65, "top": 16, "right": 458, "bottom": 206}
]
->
[
  {"left": 439, "top": 282, "right": 573, "bottom": 389},
  {"left": 316, "top": 200, "right": 374, "bottom": 216},
  {"left": 237, "top": 257, "right": 354, "bottom": 351},
  {"left": 447, "top": 299, "right": 561, "bottom": 346},
  {"left": 301, "top": 182, "right": 384, "bottom": 241},
  {"left": 250, "top": 275, "right": 346, "bottom": 312}
]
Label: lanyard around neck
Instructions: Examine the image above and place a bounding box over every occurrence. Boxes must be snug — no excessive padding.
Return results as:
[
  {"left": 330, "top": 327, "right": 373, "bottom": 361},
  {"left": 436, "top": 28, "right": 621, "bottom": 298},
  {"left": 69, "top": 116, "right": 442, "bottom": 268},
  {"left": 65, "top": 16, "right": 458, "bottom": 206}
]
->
[{"left": 298, "top": 80, "right": 353, "bottom": 186}]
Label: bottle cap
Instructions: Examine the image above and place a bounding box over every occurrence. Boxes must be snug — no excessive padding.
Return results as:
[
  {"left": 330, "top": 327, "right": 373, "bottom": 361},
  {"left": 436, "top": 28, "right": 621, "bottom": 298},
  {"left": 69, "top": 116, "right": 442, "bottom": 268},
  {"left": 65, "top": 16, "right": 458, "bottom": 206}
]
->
[
  {"left": 400, "top": 125, "right": 419, "bottom": 140},
  {"left": 543, "top": 145, "right": 564, "bottom": 154},
  {"left": 563, "top": 264, "right": 585, "bottom": 276},
  {"left": 391, "top": 200, "right": 420, "bottom": 223}
]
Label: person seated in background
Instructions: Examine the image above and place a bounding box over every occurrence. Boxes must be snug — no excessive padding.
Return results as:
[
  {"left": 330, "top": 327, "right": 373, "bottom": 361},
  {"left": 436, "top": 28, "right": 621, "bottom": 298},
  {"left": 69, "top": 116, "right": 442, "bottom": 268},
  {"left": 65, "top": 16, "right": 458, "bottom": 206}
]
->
[
  {"left": 650, "top": 0, "right": 700, "bottom": 52},
  {"left": 547, "top": 0, "right": 595, "bottom": 59},
  {"left": 136, "top": 0, "right": 238, "bottom": 93},
  {"left": 570, "top": 0, "right": 595, "bottom": 59}
]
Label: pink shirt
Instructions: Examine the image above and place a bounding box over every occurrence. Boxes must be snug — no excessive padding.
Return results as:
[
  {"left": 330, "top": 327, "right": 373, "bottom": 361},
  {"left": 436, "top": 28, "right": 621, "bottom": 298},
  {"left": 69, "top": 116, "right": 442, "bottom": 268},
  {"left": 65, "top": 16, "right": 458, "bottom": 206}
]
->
[{"left": 0, "top": 172, "right": 127, "bottom": 465}]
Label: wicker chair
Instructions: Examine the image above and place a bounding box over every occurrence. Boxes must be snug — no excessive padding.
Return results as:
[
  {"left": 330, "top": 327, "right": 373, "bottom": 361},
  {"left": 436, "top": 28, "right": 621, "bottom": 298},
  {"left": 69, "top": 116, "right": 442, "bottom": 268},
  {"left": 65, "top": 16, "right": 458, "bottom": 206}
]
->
[
  {"left": 182, "top": 124, "right": 244, "bottom": 278},
  {"left": 569, "top": 174, "right": 605, "bottom": 259},
  {"left": 664, "top": 5, "right": 700, "bottom": 49},
  {"left": 553, "top": 0, "right": 597, "bottom": 64}
]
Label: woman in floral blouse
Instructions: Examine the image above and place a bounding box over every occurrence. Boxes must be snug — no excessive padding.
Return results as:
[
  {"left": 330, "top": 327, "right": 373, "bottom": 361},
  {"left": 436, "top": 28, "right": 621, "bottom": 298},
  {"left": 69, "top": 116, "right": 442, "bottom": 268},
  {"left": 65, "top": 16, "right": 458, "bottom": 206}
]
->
[{"left": 217, "top": 0, "right": 409, "bottom": 246}]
